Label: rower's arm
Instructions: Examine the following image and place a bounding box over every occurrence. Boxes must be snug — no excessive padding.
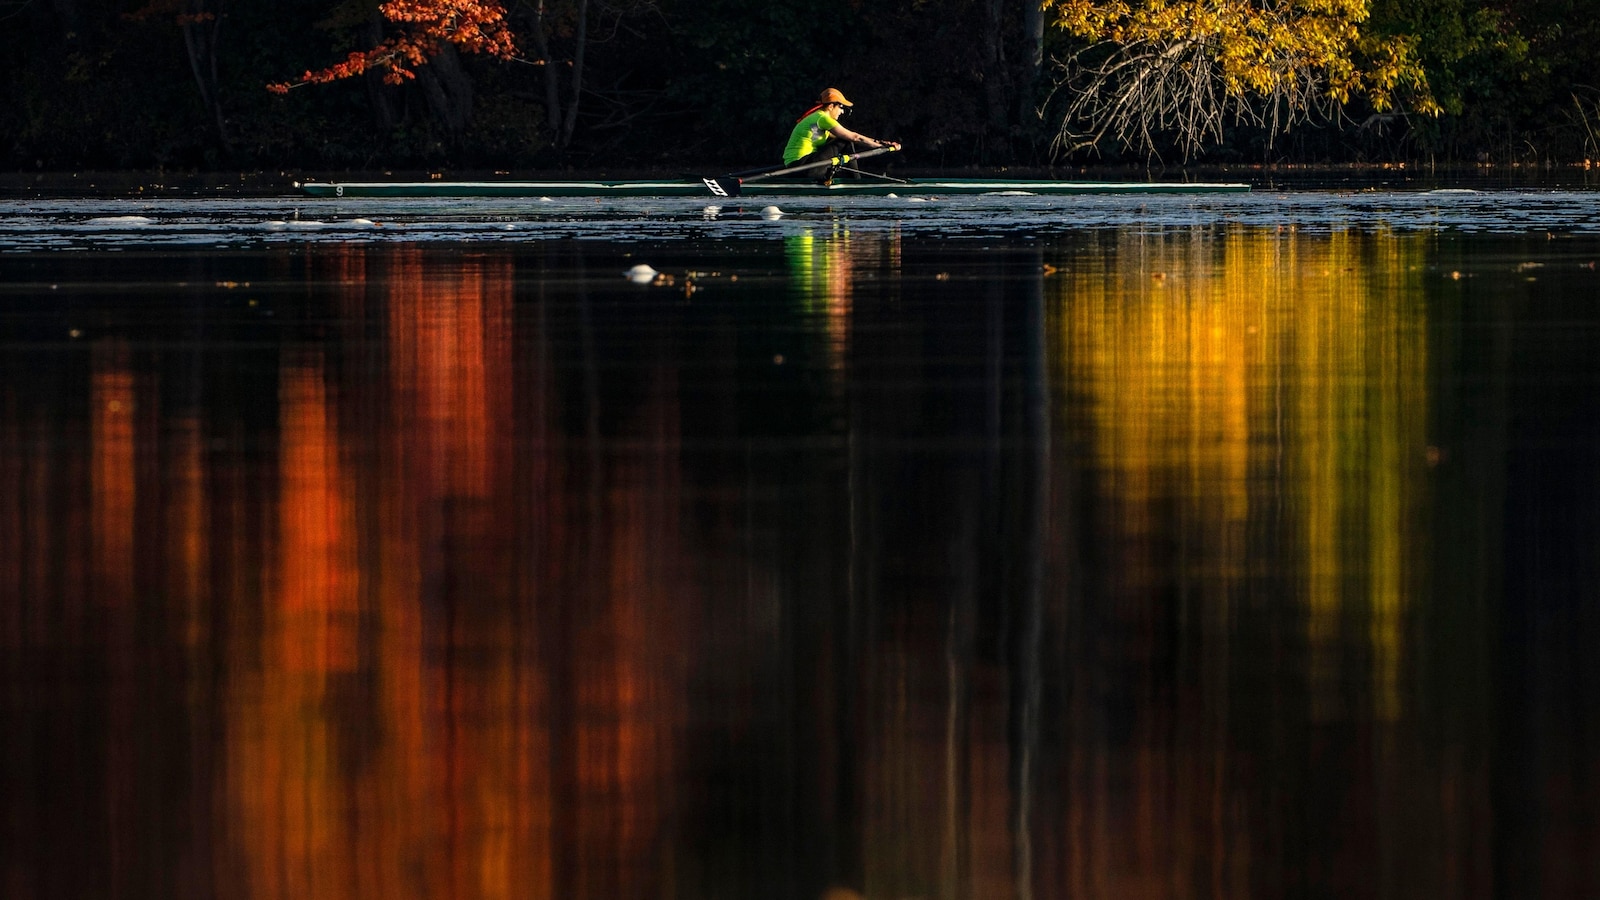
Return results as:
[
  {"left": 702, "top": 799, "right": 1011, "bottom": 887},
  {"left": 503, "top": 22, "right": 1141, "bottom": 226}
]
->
[{"left": 831, "top": 124, "right": 893, "bottom": 149}]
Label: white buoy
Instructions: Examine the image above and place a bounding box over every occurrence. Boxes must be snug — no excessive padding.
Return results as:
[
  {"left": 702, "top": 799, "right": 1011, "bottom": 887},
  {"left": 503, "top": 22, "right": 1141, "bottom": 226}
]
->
[
  {"left": 626, "top": 264, "right": 658, "bottom": 284},
  {"left": 762, "top": 206, "right": 783, "bottom": 219}
]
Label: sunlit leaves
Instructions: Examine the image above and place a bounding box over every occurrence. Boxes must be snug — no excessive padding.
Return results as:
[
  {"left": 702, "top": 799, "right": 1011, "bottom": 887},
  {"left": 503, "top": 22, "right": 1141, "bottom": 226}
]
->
[
  {"left": 267, "top": 0, "right": 517, "bottom": 93},
  {"left": 1045, "top": 0, "right": 1439, "bottom": 158}
]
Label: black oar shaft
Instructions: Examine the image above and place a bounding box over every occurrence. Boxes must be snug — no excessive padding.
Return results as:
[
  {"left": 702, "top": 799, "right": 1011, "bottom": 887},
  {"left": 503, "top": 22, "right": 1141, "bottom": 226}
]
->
[
  {"left": 704, "top": 145, "right": 900, "bottom": 197},
  {"left": 744, "top": 146, "right": 897, "bottom": 183},
  {"left": 834, "top": 166, "right": 909, "bottom": 185}
]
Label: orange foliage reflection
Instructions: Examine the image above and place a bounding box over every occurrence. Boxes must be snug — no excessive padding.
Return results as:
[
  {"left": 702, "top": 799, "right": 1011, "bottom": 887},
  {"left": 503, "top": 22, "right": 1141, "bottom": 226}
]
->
[{"left": 5, "top": 233, "right": 1589, "bottom": 899}]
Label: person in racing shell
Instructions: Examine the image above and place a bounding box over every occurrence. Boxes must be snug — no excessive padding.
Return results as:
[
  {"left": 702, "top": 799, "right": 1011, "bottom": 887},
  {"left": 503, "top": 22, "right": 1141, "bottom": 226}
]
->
[{"left": 782, "top": 88, "right": 899, "bottom": 180}]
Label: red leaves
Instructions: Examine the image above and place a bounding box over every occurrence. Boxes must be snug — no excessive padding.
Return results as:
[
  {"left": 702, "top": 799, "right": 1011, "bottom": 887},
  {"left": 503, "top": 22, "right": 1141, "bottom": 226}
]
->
[{"left": 268, "top": 0, "right": 516, "bottom": 93}]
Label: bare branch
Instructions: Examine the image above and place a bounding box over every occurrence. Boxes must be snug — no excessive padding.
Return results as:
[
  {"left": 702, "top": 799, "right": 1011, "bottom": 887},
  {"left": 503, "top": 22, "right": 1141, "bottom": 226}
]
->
[{"left": 1042, "top": 0, "right": 1432, "bottom": 161}]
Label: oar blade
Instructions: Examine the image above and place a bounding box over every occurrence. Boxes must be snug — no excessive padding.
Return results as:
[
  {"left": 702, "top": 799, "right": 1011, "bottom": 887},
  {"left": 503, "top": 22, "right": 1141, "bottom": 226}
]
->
[{"left": 703, "top": 176, "right": 742, "bottom": 198}]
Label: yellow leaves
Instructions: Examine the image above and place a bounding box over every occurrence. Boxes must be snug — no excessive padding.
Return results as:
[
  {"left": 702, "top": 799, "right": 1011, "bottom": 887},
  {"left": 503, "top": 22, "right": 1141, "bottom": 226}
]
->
[
  {"left": 1052, "top": 0, "right": 1132, "bottom": 39},
  {"left": 1058, "top": 0, "right": 1364, "bottom": 93},
  {"left": 1047, "top": 0, "right": 1437, "bottom": 156},
  {"left": 1355, "top": 32, "right": 1439, "bottom": 115}
]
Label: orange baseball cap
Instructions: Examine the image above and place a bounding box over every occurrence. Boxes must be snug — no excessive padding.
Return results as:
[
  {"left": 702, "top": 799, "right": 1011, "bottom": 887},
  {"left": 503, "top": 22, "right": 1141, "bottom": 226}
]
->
[{"left": 818, "top": 88, "right": 853, "bottom": 107}]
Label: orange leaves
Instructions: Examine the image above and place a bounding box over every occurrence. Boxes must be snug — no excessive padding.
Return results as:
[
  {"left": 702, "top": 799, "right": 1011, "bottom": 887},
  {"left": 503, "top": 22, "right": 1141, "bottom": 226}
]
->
[
  {"left": 268, "top": 0, "right": 516, "bottom": 93},
  {"left": 268, "top": 51, "right": 384, "bottom": 94},
  {"left": 380, "top": 0, "right": 516, "bottom": 56}
]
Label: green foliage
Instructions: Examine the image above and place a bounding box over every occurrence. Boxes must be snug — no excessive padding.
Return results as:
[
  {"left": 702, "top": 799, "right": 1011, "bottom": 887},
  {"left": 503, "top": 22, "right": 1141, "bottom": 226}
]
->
[{"left": 1368, "top": 0, "right": 1533, "bottom": 117}]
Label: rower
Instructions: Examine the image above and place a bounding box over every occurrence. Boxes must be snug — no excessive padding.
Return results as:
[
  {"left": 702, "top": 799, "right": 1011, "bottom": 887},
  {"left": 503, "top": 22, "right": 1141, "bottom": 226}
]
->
[{"left": 782, "top": 88, "right": 898, "bottom": 183}]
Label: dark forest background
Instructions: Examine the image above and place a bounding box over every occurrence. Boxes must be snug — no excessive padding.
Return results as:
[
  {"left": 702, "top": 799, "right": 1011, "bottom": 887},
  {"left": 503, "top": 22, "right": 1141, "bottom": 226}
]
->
[{"left": 4, "top": 0, "right": 1600, "bottom": 172}]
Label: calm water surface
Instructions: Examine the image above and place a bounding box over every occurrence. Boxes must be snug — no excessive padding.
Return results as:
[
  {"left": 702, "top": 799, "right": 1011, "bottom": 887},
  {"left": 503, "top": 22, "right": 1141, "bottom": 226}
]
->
[{"left": 2, "top": 190, "right": 1598, "bottom": 898}]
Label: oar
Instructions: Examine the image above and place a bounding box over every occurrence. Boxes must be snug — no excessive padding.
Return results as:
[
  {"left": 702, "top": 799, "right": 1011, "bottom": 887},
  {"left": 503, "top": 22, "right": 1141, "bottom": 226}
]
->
[
  {"left": 834, "top": 166, "right": 909, "bottom": 185},
  {"left": 703, "top": 145, "right": 901, "bottom": 198}
]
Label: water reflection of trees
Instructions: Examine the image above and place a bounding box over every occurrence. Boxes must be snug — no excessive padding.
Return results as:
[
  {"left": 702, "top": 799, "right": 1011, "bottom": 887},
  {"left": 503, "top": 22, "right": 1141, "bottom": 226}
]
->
[
  {"left": 1045, "top": 229, "right": 1447, "bottom": 897},
  {"left": 0, "top": 233, "right": 1596, "bottom": 898}
]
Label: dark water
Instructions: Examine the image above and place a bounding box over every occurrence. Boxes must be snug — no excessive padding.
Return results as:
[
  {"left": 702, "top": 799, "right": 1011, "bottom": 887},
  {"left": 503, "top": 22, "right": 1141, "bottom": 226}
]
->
[{"left": 2, "top": 193, "right": 1599, "bottom": 898}]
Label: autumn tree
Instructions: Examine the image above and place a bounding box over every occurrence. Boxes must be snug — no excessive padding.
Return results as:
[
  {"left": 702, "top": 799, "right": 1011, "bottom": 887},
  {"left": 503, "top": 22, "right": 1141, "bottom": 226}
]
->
[
  {"left": 269, "top": 0, "right": 516, "bottom": 92},
  {"left": 1044, "top": 0, "right": 1440, "bottom": 160},
  {"left": 270, "top": 0, "right": 661, "bottom": 153},
  {"left": 266, "top": 0, "right": 515, "bottom": 141}
]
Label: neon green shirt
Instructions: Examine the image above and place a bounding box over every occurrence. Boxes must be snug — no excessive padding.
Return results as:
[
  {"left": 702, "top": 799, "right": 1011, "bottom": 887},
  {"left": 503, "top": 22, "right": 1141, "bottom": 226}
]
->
[{"left": 783, "top": 110, "right": 841, "bottom": 164}]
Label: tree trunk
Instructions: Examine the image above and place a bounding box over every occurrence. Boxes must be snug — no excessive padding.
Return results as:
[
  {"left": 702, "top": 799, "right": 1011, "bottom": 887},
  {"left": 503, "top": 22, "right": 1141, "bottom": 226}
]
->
[
  {"left": 50, "top": 0, "right": 82, "bottom": 41},
  {"left": 362, "top": 13, "right": 400, "bottom": 131},
  {"left": 530, "top": 0, "right": 563, "bottom": 138},
  {"left": 179, "top": 0, "right": 230, "bottom": 152},
  {"left": 983, "top": 0, "right": 1008, "bottom": 124},
  {"left": 980, "top": 0, "right": 1012, "bottom": 160},
  {"left": 1019, "top": 0, "right": 1046, "bottom": 128},
  {"left": 419, "top": 43, "right": 474, "bottom": 137},
  {"left": 559, "top": 0, "right": 589, "bottom": 149},
  {"left": 528, "top": 0, "right": 588, "bottom": 152}
]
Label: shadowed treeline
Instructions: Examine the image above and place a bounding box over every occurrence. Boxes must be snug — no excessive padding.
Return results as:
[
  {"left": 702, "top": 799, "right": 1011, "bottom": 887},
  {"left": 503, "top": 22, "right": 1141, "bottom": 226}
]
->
[
  {"left": 1, "top": 231, "right": 1598, "bottom": 897},
  {"left": 5, "top": 0, "right": 1600, "bottom": 170}
]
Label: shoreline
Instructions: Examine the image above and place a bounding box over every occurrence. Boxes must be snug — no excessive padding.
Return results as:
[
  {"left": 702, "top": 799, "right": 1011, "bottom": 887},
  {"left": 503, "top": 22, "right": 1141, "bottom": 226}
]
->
[{"left": 3, "top": 162, "right": 1599, "bottom": 198}]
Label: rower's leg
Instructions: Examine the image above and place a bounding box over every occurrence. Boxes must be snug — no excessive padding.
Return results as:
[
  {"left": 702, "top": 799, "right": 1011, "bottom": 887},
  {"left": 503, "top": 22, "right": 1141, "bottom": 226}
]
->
[{"left": 794, "top": 140, "right": 852, "bottom": 184}]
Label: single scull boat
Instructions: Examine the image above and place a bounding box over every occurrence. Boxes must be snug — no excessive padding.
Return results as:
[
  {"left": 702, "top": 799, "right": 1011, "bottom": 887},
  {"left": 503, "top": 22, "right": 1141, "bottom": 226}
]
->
[
  {"left": 296, "top": 145, "right": 1249, "bottom": 198},
  {"left": 296, "top": 178, "right": 1250, "bottom": 198}
]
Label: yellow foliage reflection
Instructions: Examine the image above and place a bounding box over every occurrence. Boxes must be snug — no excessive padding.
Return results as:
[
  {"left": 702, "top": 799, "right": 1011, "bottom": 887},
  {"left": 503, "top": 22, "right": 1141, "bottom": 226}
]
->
[
  {"left": 1059, "top": 229, "right": 1429, "bottom": 721},
  {"left": 1049, "top": 228, "right": 1433, "bottom": 896}
]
